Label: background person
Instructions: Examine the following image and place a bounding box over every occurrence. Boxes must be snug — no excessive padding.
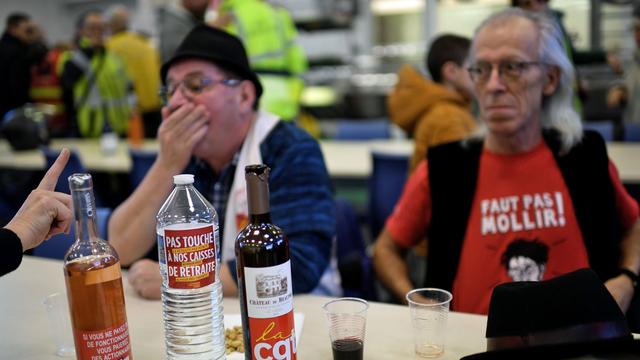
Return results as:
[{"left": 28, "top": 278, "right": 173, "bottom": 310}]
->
[
  {"left": 207, "top": 0, "right": 308, "bottom": 122},
  {"left": 388, "top": 34, "right": 476, "bottom": 172},
  {"left": 105, "top": 4, "right": 163, "bottom": 138},
  {"left": 157, "top": 0, "right": 208, "bottom": 63},
  {"left": 61, "top": 10, "right": 132, "bottom": 138},
  {"left": 0, "top": 12, "right": 46, "bottom": 119},
  {"left": 607, "top": 6, "right": 640, "bottom": 126}
]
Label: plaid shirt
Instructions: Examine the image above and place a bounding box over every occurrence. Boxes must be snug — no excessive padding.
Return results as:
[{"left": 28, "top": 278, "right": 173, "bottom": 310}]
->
[
  {"left": 147, "top": 122, "right": 335, "bottom": 293},
  {"left": 192, "top": 152, "right": 240, "bottom": 238}
]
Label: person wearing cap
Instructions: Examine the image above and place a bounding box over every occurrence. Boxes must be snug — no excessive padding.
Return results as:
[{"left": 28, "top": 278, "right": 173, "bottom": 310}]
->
[
  {"left": 373, "top": 8, "right": 640, "bottom": 317},
  {"left": 108, "top": 25, "right": 337, "bottom": 299}
]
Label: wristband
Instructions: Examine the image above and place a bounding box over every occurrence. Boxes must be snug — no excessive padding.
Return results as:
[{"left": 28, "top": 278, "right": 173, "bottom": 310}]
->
[{"left": 619, "top": 268, "right": 639, "bottom": 289}]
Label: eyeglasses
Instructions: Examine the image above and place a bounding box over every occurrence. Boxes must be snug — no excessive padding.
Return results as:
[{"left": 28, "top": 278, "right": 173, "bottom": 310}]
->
[
  {"left": 467, "top": 61, "right": 543, "bottom": 85},
  {"left": 159, "top": 74, "right": 241, "bottom": 105}
]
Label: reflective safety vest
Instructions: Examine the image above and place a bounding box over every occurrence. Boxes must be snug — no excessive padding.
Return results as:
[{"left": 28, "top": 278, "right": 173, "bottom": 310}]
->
[
  {"left": 70, "top": 49, "right": 131, "bottom": 138},
  {"left": 30, "top": 48, "right": 69, "bottom": 133},
  {"left": 223, "top": 0, "right": 307, "bottom": 121}
]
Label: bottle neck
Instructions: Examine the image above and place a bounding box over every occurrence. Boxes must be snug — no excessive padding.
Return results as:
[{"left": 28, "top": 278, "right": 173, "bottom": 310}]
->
[
  {"left": 71, "top": 188, "right": 99, "bottom": 241},
  {"left": 246, "top": 173, "right": 270, "bottom": 217},
  {"left": 249, "top": 212, "right": 272, "bottom": 224}
]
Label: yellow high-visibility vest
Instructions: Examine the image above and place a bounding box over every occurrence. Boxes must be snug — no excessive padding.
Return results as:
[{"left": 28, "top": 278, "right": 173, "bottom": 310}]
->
[
  {"left": 71, "top": 49, "right": 131, "bottom": 138},
  {"left": 223, "top": 0, "right": 307, "bottom": 121}
]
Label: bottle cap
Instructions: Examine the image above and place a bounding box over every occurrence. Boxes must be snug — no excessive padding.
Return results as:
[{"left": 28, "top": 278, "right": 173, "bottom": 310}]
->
[
  {"left": 68, "top": 173, "right": 93, "bottom": 191},
  {"left": 173, "top": 174, "right": 195, "bottom": 185}
]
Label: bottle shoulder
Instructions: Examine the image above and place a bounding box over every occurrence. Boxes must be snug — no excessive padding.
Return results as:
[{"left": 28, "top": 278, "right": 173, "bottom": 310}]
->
[
  {"left": 157, "top": 185, "right": 217, "bottom": 222},
  {"left": 236, "top": 223, "right": 287, "bottom": 250},
  {"left": 64, "top": 252, "right": 120, "bottom": 272}
]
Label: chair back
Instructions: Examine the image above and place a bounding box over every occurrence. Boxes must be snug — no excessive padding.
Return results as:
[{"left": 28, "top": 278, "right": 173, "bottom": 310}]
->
[
  {"left": 368, "top": 151, "right": 409, "bottom": 238},
  {"left": 334, "top": 198, "right": 376, "bottom": 300},
  {"left": 334, "top": 119, "right": 390, "bottom": 140},
  {"left": 624, "top": 123, "right": 640, "bottom": 142},
  {"left": 129, "top": 149, "right": 157, "bottom": 190},
  {"left": 32, "top": 207, "right": 112, "bottom": 260},
  {"left": 583, "top": 121, "right": 614, "bottom": 141}
]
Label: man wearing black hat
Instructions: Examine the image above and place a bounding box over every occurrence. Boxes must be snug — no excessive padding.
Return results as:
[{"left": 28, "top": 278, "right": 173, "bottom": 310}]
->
[{"left": 108, "top": 25, "right": 337, "bottom": 299}]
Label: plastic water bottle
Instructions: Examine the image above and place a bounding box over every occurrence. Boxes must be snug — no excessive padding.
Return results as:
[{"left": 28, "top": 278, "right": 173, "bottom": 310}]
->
[{"left": 156, "top": 174, "right": 225, "bottom": 359}]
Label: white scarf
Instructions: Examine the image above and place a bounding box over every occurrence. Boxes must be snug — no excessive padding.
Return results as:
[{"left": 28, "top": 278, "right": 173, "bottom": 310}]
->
[{"left": 221, "top": 111, "right": 279, "bottom": 261}]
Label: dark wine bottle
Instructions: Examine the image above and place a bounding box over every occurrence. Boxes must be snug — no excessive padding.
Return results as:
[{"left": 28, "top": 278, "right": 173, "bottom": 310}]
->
[{"left": 235, "top": 164, "right": 297, "bottom": 360}]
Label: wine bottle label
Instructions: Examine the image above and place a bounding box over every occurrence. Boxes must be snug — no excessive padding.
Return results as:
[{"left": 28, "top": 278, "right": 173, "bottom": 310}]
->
[
  {"left": 244, "top": 260, "right": 297, "bottom": 360},
  {"left": 163, "top": 224, "right": 217, "bottom": 289},
  {"left": 74, "top": 322, "right": 132, "bottom": 360}
]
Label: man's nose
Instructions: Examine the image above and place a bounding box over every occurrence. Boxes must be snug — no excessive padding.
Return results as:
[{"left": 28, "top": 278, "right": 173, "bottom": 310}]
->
[
  {"left": 168, "top": 85, "right": 191, "bottom": 109},
  {"left": 484, "top": 66, "right": 507, "bottom": 92}
]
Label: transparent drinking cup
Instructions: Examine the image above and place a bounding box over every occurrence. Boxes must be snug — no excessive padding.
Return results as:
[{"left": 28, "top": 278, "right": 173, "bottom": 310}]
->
[
  {"left": 322, "top": 297, "right": 369, "bottom": 360},
  {"left": 406, "top": 288, "right": 452, "bottom": 358}
]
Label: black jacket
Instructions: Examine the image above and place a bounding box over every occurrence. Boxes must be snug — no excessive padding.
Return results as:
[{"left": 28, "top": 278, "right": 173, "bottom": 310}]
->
[
  {"left": 0, "top": 228, "right": 23, "bottom": 277},
  {"left": 0, "top": 32, "right": 45, "bottom": 119},
  {"left": 425, "top": 130, "right": 623, "bottom": 291}
]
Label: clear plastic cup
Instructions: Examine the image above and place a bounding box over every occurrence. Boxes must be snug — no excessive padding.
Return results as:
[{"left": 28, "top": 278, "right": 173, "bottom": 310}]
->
[
  {"left": 406, "top": 288, "right": 452, "bottom": 358},
  {"left": 42, "top": 292, "right": 76, "bottom": 357},
  {"left": 322, "top": 297, "right": 368, "bottom": 360}
]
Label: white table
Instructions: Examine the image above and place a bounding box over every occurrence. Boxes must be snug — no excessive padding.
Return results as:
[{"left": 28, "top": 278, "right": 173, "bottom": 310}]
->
[
  {"left": 0, "top": 256, "right": 488, "bottom": 359},
  {"left": 322, "top": 140, "right": 640, "bottom": 183},
  {"left": 607, "top": 143, "right": 640, "bottom": 183},
  {"left": 1, "top": 139, "right": 638, "bottom": 183},
  {"left": 0, "top": 139, "right": 158, "bottom": 173}
]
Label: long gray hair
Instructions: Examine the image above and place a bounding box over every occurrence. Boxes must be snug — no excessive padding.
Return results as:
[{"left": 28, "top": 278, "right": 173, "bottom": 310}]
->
[{"left": 471, "top": 8, "right": 582, "bottom": 153}]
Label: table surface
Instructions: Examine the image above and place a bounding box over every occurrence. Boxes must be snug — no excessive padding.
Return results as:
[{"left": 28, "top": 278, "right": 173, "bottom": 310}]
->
[
  {"left": 0, "top": 256, "right": 488, "bottom": 359},
  {"left": 1, "top": 139, "right": 639, "bottom": 182}
]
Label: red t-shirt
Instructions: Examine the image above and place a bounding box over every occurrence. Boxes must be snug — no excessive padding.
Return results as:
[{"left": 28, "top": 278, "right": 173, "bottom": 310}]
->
[{"left": 386, "top": 141, "right": 639, "bottom": 314}]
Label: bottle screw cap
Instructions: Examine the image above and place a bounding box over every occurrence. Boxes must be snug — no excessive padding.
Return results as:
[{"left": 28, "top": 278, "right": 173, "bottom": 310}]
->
[{"left": 173, "top": 174, "right": 195, "bottom": 185}]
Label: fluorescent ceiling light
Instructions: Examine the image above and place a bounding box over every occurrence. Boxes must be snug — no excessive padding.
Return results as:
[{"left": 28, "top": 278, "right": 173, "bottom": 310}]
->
[{"left": 372, "top": 0, "right": 425, "bottom": 15}]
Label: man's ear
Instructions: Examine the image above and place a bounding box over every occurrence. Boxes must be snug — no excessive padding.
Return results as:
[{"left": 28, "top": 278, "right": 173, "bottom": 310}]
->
[
  {"left": 542, "top": 65, "right": 560, "bottom": 96},
  {"left": 238, "top": 80, "right": 256, "bottom": 114},
  {"left": 441, "top": 61, "right": 458, "bottom": 83}
]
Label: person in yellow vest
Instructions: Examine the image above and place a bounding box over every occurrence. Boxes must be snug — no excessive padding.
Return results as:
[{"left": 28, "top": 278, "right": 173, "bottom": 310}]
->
[
  {"left": 207, "top": 0, "right": 307, "bottom": 121},
  {"left": 105, "top": 5, "right": 162, "bottom": 138},
  {"left": 61, "top": 10, "right": 131, "bottom": 138}
]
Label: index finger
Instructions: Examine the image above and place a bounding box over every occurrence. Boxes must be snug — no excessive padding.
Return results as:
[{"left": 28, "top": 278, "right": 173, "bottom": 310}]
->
[{"left": 37, "top": 148, "right": 71, "bottom": 191}]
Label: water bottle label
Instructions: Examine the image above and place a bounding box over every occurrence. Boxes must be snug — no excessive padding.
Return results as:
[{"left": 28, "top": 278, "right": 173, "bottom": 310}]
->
[
  {"left": 244, "top": 261, "right": 296, "bottom": 359},
  {"left": 74, "top": 322, "right": 132, "bottom": 360},
  {"left": 163, "top": 224, "right": 217, "bottom": 289}
]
